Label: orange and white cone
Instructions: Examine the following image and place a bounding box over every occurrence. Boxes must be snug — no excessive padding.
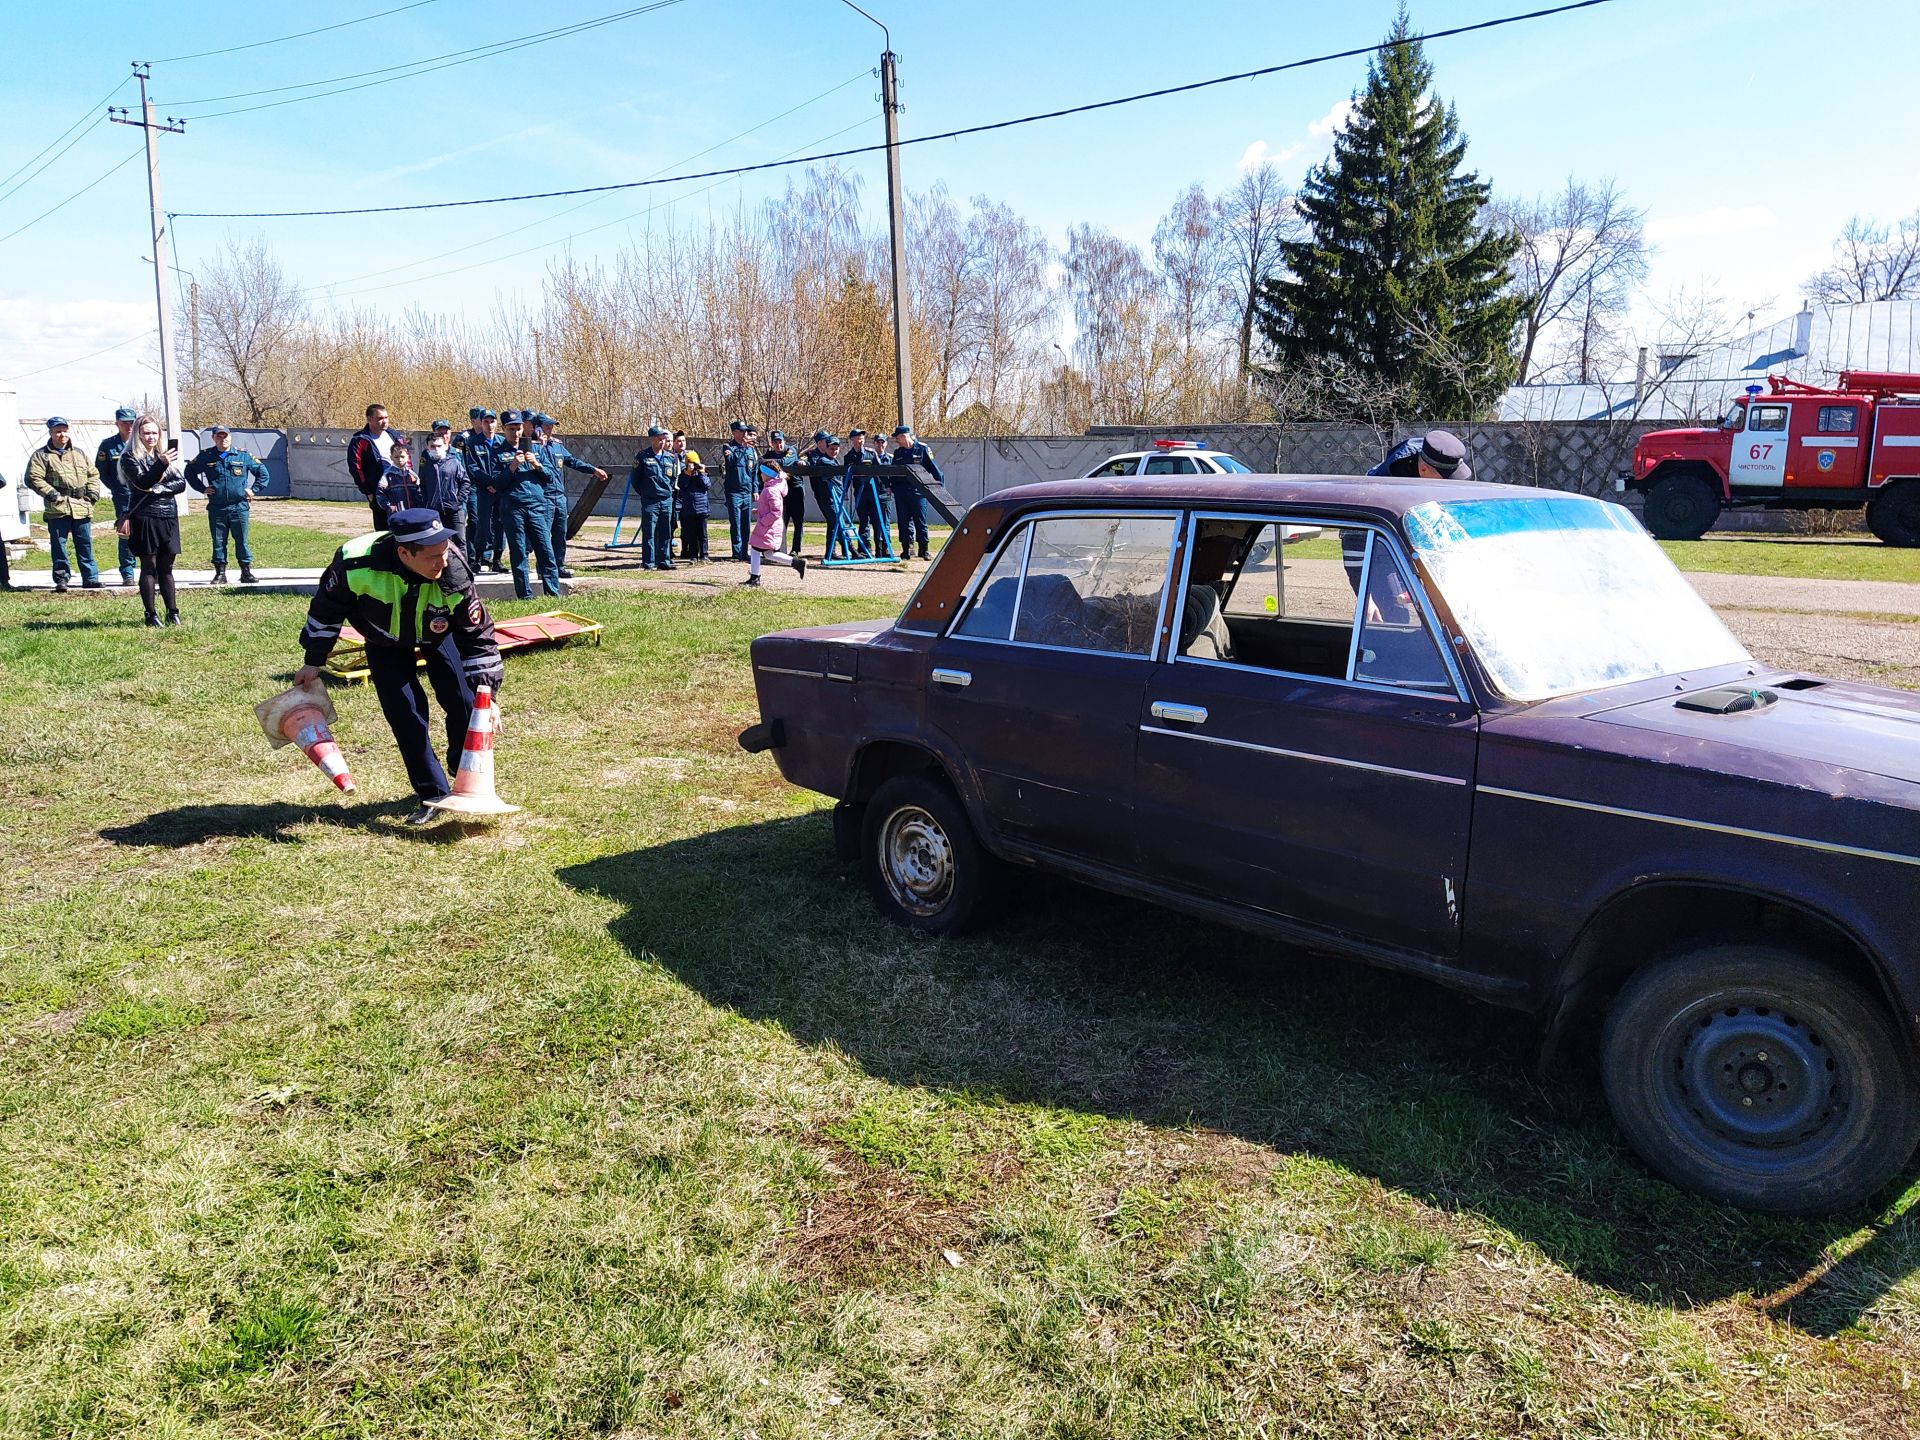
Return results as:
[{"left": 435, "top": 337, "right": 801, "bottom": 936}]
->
[
  {"left": 256, "top": 681, "right": 356, "bottom": 794},
  {"left": 425, "top": 685, "right": 519, "bottom": 816}
]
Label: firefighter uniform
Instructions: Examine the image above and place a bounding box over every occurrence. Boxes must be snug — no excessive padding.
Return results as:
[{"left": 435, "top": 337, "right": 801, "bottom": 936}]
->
[
  {"left": 94, "top": 408, "right": 139, "bottom": 585},
  {"left": 889, "top": 431, "right": 941, "bottom": 559},
  {"left": 721, "top": 424, "right": 759, "bottom": 559},
  {"left": 538, "top": 414, "right": 600, "bottom": 577},
  {"left": 185, "top": 428, "right": 269, "bottom": 581},
  {"left": 630, "top": 429, "right": 680, "bottom": 569},
  {"left": 498, "top": 411, "right": 561, "bottom": 598},
  {"left": 298, "top": 510, "right": 504, "bottom": 805},
  {"left": 456, "top": 408, "right": 508, "bottom": 570}
]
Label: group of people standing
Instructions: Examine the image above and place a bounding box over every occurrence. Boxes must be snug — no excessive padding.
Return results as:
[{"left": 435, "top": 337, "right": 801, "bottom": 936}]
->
[{"left": 11, "top": 409, "right": 271, "bottom": 626}]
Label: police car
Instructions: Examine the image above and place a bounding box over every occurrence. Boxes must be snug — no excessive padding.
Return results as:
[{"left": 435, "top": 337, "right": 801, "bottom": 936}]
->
[{"left": 1083, "top": 439, "right": 1254, "bottom": 478}]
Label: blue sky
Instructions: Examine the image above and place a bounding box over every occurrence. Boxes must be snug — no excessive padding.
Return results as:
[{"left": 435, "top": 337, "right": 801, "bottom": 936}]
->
[{"left": 4, "top": 0, "right": 1916, "bottom": 416}]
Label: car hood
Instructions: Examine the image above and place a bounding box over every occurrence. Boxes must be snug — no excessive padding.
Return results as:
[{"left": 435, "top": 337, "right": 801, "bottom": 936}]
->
[{"left": 1591, "top": 677, "right": 1920, "bottom": 789}]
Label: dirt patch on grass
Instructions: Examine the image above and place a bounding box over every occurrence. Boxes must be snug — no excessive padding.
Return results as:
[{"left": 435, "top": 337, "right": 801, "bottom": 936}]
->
[{"left": 782, "top": 1139, "right": 978, "bottom": 1289}]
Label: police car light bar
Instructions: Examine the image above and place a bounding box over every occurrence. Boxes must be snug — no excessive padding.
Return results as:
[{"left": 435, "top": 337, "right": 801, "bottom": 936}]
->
[{"left": 1151, "top": 438, "right": 1203, "bottom": 449}]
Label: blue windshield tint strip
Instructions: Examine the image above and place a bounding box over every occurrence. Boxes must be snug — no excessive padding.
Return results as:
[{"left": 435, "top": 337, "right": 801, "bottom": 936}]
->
[{"left": 1405, "top": 496, "right": 1627, "bottom": 554}]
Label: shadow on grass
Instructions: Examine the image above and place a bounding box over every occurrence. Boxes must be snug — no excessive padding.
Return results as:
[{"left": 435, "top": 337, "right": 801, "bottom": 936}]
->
[
  {"left": 560, "top": 812, "right": 1917, "bottom": 1331},
  {"left": 99, "top": 800, "right": 470, "bottom": 846},
  {"left": 17, "top": 616, "right": 152, "bottom": 630}
]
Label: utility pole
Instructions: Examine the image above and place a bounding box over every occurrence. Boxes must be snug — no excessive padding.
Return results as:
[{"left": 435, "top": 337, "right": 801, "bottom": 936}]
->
[
  {"left": 110, "top": 63, "right": 185, "bottom": 444},
  {"left": 840, "top": 1, "right": 913, "bottom": 430}
]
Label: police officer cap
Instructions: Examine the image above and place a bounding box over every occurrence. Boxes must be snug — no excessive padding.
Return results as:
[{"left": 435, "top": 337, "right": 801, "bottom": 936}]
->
[
  {"left": 823, "top": 433, "right": 841, "bottom": 447},
  {"left": 476, "top": 407, "right": 497, "bottom": 421},
  {"left": 892, "top": 425, "right": 912, "bottom": 436},
  {"left": 533, "top": 412, "right": 555, "bottom": 427},
  {"left": 388, "top": 507, "right": 457, "bottom": 547},
  {"left": 501, "top": 408, "right": 524, "bottom": 423},
  {"left": 849, "top": 427, "right": 866, "bottom": 438},
  {"left": 770, "top": 430, "right": 785, "bottom": 443},
  {"left": 211, "top": 422, "right": 232, "bottom": 434},
  {"left": 45, "top": 415, "right": 69, "bottom": 429},
  {"left": 1419, "top": 429, "right": 1472, "bottom": 480},
  {"left": 811, "top": 429, "right": 830, "bottom": 442},
  {"left": 728, "top": 418, "right": 746, "bottom": 431},
  {"left": 114, "top": 406, "right": 138, "bottom": 423},
  {"left": 431, "top": 418, "right": 452, "bottom": 432},
  {"left": 468, "top": 406, "right": 485, "bottom": 420},
  {"left": 646, "top": 424, "right": 668, "bottom": 438}
]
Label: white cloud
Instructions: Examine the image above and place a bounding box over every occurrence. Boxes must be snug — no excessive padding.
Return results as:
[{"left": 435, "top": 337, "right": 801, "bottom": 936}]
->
[
  {"left": 1308, "top": 98, "right": 1355, "bottom": 139},
  {"left": 0, "top": 294, "right": 157, "bottom": 420},
  {"left": 1237, "top": 139, "right": 1302, "bottom": 171},
  {"left": 1645, "top": 205, "right": 1777, "bottom": 243}
]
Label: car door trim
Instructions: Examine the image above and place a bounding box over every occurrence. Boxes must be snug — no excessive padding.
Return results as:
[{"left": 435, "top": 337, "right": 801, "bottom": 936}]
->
[
  {"left": 1140, "top": 723, "right": 1470, "bottom": 786},
  {"left": 756, "top": 664, "right": 825, "bottom": 680},
  {"left": 1478, "top": 785, "right": 1920, "bottom": 869}
]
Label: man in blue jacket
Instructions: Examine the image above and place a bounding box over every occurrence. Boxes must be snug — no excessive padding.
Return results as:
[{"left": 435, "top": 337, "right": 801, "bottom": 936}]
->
[
  {"left": 185, "top": 423, "right": 268, "bottom": 583},
  {"left": 630, "top": 425, "right": 679, "bottom": 571},
  {"left": 889, "top": 425, "right": 941, "bottom": 560},
  {"left": 720, "top": 420, "right": 760, "bottom": 560},
  {"left": 535, "top": 413, "right": 606, "bottom": 580},
  {"left": 94, "top": 406, "right": 139, "bottom": 585},
  {"left": 498, "top": 409, "right": 561, "bottom": 598},
  {"left": 455, "top": 408, "right": 508, "bottom": 572}
]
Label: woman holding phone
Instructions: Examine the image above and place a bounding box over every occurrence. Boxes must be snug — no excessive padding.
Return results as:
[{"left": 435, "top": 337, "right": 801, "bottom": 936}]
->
[{"left": 118, "top": 415, "right": 187, "bottom": 627}]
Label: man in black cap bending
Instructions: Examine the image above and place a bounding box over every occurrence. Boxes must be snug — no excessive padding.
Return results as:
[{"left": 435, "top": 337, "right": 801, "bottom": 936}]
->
[
  {"left": 1367, "top": 429, "right": 1473, "bottom": 483},
  {"left": 294, "top": 507, "right": 504, "bottom": 827}
]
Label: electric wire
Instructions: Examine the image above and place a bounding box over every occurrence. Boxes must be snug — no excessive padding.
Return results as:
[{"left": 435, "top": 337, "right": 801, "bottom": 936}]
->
[
  {"left": 299, "top": 69, "right": 870, "bottom": 295},
  {"left": 1, "top": 331, "right": 146, "bottom": 385},
  {"left": 149, "top": 0, "right": 444, "bottom": 64},
  {"left": 0, "top": 148, "right": 145, "bottom": 246},
  {"left": 174, "top": 0, "right": 1618, "bottom": 220},
  {"left": 0, "top": 75, "right": 130, "bottom": 204},
  {"left": 164, "top": 0, "right": 692, "bottom": 118}
]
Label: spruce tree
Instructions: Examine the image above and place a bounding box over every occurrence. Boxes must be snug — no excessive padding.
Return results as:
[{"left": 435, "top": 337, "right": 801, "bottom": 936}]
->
[{"left": 1258, "top": 13, "right": 1521, "bottom": 420}]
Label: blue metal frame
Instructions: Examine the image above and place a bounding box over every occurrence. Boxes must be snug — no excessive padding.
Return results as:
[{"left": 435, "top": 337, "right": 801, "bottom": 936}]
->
[
  {"left": 602, "top": 473, "right": 644, "bottom": 549},
  {"left": 821, "top": 473, "right": 900, "bottom": 568}
]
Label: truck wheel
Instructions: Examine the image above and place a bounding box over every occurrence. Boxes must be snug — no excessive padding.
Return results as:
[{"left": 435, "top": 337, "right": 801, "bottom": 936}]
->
[
  {"left": 1866, "top": 481, "right": 1920, "bottom": 547},
  {"left": 861, "top": 773, "right": 1002, "bottom": 935},
  {"left": 1601, "top": 943, "right": 1920, "bottom": 1215},
  {"left": 1643, "top": 472, "right": 1721, "bottom": 541}
]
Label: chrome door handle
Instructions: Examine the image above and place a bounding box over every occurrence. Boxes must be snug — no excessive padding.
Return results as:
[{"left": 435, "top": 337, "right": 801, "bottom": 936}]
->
[
  {"left": 1150, "top": 701, "right": 1208, "bottom": 725},
  {"left": 931, "top": 668, "right": 972, "bottom": 688}
]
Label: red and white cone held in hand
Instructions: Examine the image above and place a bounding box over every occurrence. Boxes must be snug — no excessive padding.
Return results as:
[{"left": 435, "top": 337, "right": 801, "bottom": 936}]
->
[
  {"left": 426, "top": 685, "right": 519, "bottom": 816},
  {"left": 256, "top": 681, "right": 356, "bottom": 794}
]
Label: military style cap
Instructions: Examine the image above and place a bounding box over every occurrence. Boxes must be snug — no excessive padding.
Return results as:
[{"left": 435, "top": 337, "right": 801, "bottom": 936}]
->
[
  {"left": 892, "top": 425, "right": 912, "bottom": 436},
  {"left": 501, "top": 409, "right": 524, "bottom": 423},
  {"left": 770, "top": 430, "right": 785, "bottom": 442},
  {"left": 728, "top": 418, "right": 746, "bottom": 431},
  {"left": 1419, "top": 429, "right": 1471, "bottom": 480},
  {"left": 811, "top": 429, "right": 829, "bottom": 442},
  {"left": 646, "top": 424, "right": 668, "bottom": 438},
  {"left": 431, "top": 418, "right": 452, "bottom": 432},
  {"left": 114, "top": 406, "right": 138, "bottom": 423},
  {"left": 849, "top": 427, "right": 866, "bottom": 438},
  {"left": 468, "top": 406, "right": 485, "bottom": 419},
  {"left": 389, "top": 508, "right": 456, "bottom": 546},
  {"left": 533, "top": 412, "right": 555, "bottom": 427},
  {"left": 45, "top": 415, "right": 69, "bottom": 429},
  {"left": 476, "top": 407, "right": 498, "bottom": 420},
  {"left": 211, "top": 422, "right": 232, "bottom": 434}
]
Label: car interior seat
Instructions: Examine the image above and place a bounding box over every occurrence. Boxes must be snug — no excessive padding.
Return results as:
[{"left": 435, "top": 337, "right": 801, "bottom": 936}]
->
[{"left": 1179, "top": 584, "right": 1232, "bottom": 660}]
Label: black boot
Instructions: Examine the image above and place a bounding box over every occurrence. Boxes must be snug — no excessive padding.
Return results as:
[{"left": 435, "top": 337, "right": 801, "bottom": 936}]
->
[
  {"left": 211, "top": 568, "right": 227, "bottom": 585},
  {"left": 239, "top": 568, "right": 258, "bottom": 584}
]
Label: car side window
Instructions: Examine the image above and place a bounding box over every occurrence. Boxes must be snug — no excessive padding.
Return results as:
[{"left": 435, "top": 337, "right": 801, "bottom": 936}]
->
[
  {"left": 1088, "top": 458, "right": 1137, "bottom": 478},
  {"left": 1143, "top": 455, "right": 1198, "bottom": 475},
  {"left": 1011, "top": 516, "right": 1177, "bottom": 655},
  {"left": 952, "top": 527, "right": 1031, "bottom": 641},
  {"left": 1353, "top": 541, "right": 1455, "bottom": 692},
  {"left": 1818, "top": 405, "right": 1858, "bottom": 433}
]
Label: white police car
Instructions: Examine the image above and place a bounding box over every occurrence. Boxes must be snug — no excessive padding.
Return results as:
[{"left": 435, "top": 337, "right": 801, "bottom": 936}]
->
[{"left": 1083, "top": 439, "right": 1254, "bottom": 478}]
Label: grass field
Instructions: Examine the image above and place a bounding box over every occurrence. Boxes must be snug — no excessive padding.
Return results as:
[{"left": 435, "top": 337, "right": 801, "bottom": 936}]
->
[
  {"left": 1658, "top": 535, "right": 1920, "bottom": 584},
  {"left": 9, "top": 514, "right": 350, "bottom": 572},
  {"left": 3, "top": 581, "right": 1919, "bottom": 1435}
]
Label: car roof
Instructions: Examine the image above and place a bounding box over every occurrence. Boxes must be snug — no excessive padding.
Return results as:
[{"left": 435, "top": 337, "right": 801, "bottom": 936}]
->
[
  {"left": 1101, "top": 448, "right": 1234, "bottom": 460},
  {"left": 986, "top": 473, "right": 1555, "bottom": 518}
]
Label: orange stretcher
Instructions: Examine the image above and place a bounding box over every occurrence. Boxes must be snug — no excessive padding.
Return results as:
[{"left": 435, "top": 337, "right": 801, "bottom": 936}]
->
[{"left": 324, "top": 610, "right": 603, "bottom": 683}]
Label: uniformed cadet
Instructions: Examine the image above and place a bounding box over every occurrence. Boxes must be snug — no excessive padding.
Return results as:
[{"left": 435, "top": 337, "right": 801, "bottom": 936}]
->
[
  {"left": 889, "top": 425, "right": 940, "bottom": 560},
  {"left": 767, "top": 429, "right": 803, "bottom": 553},
  {"left": 295, "top": 507, "right": 505, "bottom": 827},
  {"left": 846, "top": 427, "right": 892, "bottom": 556},
  {"left": 721, "top": 420, "right": 760, "bottom": 561},
  {"left": 535, "top": 413, "right": 606, "bottom": 580},
  {"left": 455, "top": 407, "right": 507, "bottom": 571},
  {"left": 94, "top": 406, "right": 139, "bottom": 586},
  {"left": 629, "top": 425, "right": 679, "bottom": 570},
  {"left": 496, "top": 410, "right": 561, "bottom": 598},
  {"left": 184, "top": 423, "right": 268, "bottom": 583},
  {"left": 794, "top": 431, "right": 850, "bottom": 560}
]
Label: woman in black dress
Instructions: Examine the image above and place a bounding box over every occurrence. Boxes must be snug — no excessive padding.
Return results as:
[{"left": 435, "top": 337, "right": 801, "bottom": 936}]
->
[{"left": 118, "top": 416, "right": 186, "bottom": 626}]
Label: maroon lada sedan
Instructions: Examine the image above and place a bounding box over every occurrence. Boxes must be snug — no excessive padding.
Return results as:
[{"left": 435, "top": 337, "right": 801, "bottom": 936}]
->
[{"left": 739, "top": 475, "right": 1920, "bottom": 1215}]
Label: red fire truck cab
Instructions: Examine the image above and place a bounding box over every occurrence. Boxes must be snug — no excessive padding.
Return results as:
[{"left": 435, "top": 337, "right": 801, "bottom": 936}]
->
[{"left": 1624, "top": 371, "right": 1920, "bottom": 544}]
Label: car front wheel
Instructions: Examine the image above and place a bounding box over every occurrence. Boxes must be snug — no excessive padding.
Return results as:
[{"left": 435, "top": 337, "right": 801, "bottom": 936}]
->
[
  {"left": 861, "top": 773, "right": 1001, "bottom": 935},
  {"left": 1602, "top": 943, "right": 1920, "bottom": 1215},
  {"left": 1642, "top": 472, "right": 1721, "bottom": 540}
]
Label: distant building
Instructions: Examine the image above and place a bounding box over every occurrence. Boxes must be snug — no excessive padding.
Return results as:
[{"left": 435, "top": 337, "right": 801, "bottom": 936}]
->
[{"left": 1499, "top": 300, "right": 1920, "bottom": 422}]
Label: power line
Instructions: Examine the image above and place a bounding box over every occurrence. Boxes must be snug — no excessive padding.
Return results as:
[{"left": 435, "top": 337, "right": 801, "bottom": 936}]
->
[
  {"left": 1, "top": 331, "right": 146, "bottom": 385},
  {"left": 164, "top": 0, "right": 692, "bottom": 118},
  {"left": 175, "top": 0, "right": 1619, "bottom": 221},
  {"left": 0, "top": 147, "right": 145, "bottom": 246},
  {"left": 0, "top": 75, "right": 130, "bottom": 203},
  {"left": 150, "top": 0, "right": 444, "bottom": 64},
  {"left": 299, "top": 69, "right": 871, "bottom": 295}
]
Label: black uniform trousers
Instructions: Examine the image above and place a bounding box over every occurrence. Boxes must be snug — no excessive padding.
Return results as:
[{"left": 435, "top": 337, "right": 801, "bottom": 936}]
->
[{"left": 365, "top": 633, "right": 477, "bottom": 801}]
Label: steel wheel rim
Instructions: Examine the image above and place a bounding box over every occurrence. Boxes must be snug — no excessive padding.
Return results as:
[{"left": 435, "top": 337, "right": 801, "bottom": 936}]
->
[
  {"left": 880, "top": 805, "right": 955, "bottom": 916},
  {"left": 1659, "top": 998, "right": 1847, "bottom": 1172}
]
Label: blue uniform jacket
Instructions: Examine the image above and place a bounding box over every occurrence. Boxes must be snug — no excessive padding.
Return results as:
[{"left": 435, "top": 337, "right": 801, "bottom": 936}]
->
[
  {"left": 1367, "top": 437, "right": 1424, "bottom": 478},
  {"left": 95, "top": 435, "right": 132, "bottom": 516},
  {"left": 186, "top": 447, "right": 269, "bottom": 508},
  {"left": 721, "top": 442, "right": 761, "bottom": 495},
  {"left": 501, "top": 442, "right": 556, "bottom": 495},
  {"left": 546, "top": 439, "right": 599, "bottom": 478},
  {"left": 456, "top": 432, "right": 511, "bottom": 494},
  {"left": 631, "top": 448, "right": 679, "bottom": 505},
  {"left": 889, "top": 441, "right": 943, "bottom": 492}
]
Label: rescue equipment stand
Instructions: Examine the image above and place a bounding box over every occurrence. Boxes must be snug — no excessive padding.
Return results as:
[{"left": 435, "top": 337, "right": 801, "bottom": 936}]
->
[
  {"left": 602, "top": 473, "right": 646, "bottom": 549},
  {"left": 820, "top": 472, "right": 898, "bottom": 569}
]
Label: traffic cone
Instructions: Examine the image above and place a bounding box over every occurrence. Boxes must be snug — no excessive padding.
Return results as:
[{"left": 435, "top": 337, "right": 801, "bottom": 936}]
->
[
  {"left": 255, "top": 681, "right": 356, "bottom": 794},
  {"left": 425, "top": 685, "right": 519, "bottom": 817}
]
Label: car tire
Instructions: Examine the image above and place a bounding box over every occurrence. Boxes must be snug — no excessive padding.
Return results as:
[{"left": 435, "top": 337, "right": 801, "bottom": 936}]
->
[
  {"left": 1642, "top": 472, "right": 1721, "bottom": 541},
  {"left": 861, "top": 773, "right": 1002, "bottom": 935},
  {"left": 1866, "top": 480, "right": 1920, "bottom": 547},
  {"left": 1601, "top": 943, "right": 1920, "bottom": 1215}
]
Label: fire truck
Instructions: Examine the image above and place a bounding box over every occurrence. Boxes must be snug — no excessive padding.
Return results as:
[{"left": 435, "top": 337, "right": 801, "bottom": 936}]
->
[{"left": 1623, "top": 370, "right": 1920, "bottom": 544}]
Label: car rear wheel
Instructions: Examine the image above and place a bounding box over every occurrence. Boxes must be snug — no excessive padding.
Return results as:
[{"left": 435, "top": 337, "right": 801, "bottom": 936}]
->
[
  {"left": 1602, "top": 943, "right": 1920, "bottom": 1215},
  {"left": 862, "top": 773, "right": 1001, "bottom": 935},
  {"left": 1642, "top": 472, "right": 1721, "bottom": 540},
  {"left": 1867, "top": 480, "right": 1920, "bottom": 547}
]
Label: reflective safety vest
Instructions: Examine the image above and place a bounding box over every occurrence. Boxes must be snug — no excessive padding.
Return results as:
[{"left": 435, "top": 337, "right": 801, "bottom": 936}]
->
[{"left": 338, "top": 531, "right": 444, "bottom": 649}]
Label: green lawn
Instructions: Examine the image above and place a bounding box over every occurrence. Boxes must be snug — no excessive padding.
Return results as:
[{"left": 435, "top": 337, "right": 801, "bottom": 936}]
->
[
  {"left": 1, "top": 586, "right": 1916, "bottom": 1437},
  {"left": 10, "top": 513, "right": 349, "bottom": 571},
  {"left": 1659, "top": 535, "right": 1920, "bottom": 583}
]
